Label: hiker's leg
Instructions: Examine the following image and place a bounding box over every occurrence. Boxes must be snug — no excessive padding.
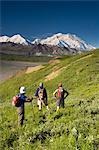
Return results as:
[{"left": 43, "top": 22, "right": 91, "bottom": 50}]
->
[
  {"left": 56, "top": 99, "right": 61, "bottom": 111},
  {"left": 57, "top": 106, "right": 59, "bottom": 111},
  {"left": 44, "top": 99, "right": 49, "bottom": 110},
  {"left": 37, "top": 98, "right": 39, "bottom": 107},
  {"left": 38, "top": 99, "right": 42, "bottom": 110},
  {"left": 61, "top": 99, "right": 65, "bottom": 108},
  {"left": 17, "top": 107, "right": 24, "bottom": 126},
  {"left": 46, "top": 105, "right": 49, "bottom": 110}
]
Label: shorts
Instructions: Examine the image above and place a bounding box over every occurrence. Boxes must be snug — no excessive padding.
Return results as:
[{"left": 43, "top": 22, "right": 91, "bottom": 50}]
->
[{"left": 56, "top": 98, "right": 64, "bottom": 108}]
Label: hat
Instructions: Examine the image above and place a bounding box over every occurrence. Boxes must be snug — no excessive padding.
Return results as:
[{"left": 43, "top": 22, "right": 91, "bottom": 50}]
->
[
  {"left": 39, "top": 82, "right": 43, "bottom": 88},
  {"left": 20, "top": 86, "right": 26, "bottom": 94}
]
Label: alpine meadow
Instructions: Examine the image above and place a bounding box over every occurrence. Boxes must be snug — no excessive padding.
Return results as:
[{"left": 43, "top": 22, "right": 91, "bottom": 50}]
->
[{"left": 0, "top": 49, "right": 99, "bottom": 150}]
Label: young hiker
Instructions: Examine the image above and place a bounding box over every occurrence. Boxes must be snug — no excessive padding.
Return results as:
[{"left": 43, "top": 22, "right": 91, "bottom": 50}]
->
[
  {"left": 12, "top": 86, "right": 33, "bottom": 126},
  {"left": 53, "top": 83, "right": 69, "bottom": 111},
  {"left": 35, "top": 83, "right": 49, "bottom": 111}
]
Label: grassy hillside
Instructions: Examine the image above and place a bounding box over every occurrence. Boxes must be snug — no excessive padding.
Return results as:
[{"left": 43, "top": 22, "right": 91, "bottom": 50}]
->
[{"left": 0, "top": 49, "right": 99, "bottom": 150}]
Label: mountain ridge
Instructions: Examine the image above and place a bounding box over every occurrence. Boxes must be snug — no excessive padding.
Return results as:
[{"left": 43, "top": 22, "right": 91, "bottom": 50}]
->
[
  {"left": 33, "top": 33, "right": 95, "bottom": 50},
  {"left": 0, "top": 33, "right": 96, "bottom": 56},
  {"left": 0, "top": 33, "right": 95, "bottom": 49},
  {"left": 0, "top": 34, "right": 29, "bottom": 45}
]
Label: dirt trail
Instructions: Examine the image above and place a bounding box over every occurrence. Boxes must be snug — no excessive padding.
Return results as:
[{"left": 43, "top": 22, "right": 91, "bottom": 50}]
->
[
  {"left": 45, "top": 54, "right": 93, "bottom": 81},
  {"left": 45, "top": 68, "right": 62, "bottom": 81},
  {"left": 49, "top": 59, "right": 60, "bottom": 65},
  {"left": 25, "top": 65, "right": 44, "bottom": 74},
  {"left": 75, "top": 54, "right": 93, "bottom": 62}
]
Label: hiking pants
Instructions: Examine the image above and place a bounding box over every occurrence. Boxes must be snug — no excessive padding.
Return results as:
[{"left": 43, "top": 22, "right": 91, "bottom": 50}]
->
[
  {"left": 57, "top": 98, "right": 64, "bottom": 108},
  {"left": 37, "top": 98, "right": 48, "bottom": 110},
  {"left": 17, "top": 105, "right": 24, "bottom": 126},
  {"left": 37, "top": 99, "right": 42, "bottom": 110},
  {"left": 61, "top": 99, "right": 64, "bottom": 108}
]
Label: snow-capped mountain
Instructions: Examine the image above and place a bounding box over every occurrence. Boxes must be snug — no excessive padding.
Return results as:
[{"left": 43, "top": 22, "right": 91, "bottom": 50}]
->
[
  {"left": 33, "top": 33, "right": 95, "bottom": 50},
  {"left": 0, "top": 33, "right": 95, "bottom": 50},
  {"left": 9, "top": 34, "right": 28, "bottom": 45},
  {"left": 0, "top": 34, "right": 28, "bottom": 45},
  {"left": 32, "top": 38, "right": 41, "bottom": 45},
  {"left": 0, "top": 33, "right": 96, "bottom": 56},
  {"left": 0, "top": 36, "right": 9, "bottom": 43}
]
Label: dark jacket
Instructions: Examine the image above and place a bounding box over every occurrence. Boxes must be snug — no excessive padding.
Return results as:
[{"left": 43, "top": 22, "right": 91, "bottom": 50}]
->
[
  {"left": 35, "top": 87, "right": 47, "bottom": 100},
  {"left": 17, "top": 93, "right": 27, "bottom": 107},
  {"left": 53, "top": 88, "right": 69, "bottom": 100}
]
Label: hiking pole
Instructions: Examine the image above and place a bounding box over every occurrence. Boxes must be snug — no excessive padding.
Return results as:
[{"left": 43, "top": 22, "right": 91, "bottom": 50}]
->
[
  {"left": 40, "top": 98, "right": 45, "bottom": 106},
  {"left": 30, "top": 99, "right": 36, "bottom": 124}
]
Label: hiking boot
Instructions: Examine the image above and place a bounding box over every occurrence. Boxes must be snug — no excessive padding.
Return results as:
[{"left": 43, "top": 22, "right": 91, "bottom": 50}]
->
[
  {"left": 56, "top": 106, "right": 59, "bottom": 112},
  {"left": 46, "top": 106, "right": 49, "bottom": 110}
]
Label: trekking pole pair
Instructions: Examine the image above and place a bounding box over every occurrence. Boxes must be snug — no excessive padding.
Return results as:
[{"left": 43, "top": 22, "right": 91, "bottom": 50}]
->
[{"left": 30, "top": 98, "right": 36, "bottom": 124}]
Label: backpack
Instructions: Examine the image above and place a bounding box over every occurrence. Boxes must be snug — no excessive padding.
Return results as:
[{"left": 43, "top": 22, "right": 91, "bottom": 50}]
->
[
  {"left": 12, "top": 95, "right": 20, "bottom": 107},
  {"left": 38, "top": 88, "right": 44, "bottom": 100},
  {"left": 57, "top": 87, "right": 64, "bottom": 98}
]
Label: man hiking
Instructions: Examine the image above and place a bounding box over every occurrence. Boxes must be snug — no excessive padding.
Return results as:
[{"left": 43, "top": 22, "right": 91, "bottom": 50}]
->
[
  {"left": 12, "top": 86, "right": 33, "bottom": 126},
  {"left": 35, "top": 83, "right": 49, "bottom": 111},
  {"left": 53, "top": 83, "right": 69, "bottom": 111}
]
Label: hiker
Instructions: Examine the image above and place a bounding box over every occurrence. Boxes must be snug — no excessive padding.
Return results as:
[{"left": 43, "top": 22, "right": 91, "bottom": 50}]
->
[
  {"left": 12, "top": 86, "right": 33, "bottom": 126},
  {"left": 35, "top": 83, "right": 49, "bottom": 111},
  {"left": 53, "top": 83, "right": 69, "bottom": 111}
]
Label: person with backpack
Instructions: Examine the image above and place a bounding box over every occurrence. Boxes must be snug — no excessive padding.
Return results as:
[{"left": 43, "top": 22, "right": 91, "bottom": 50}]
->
[
  {"left": 53, "top": 83, "right": 69, "bottom": 111},
  {"left": 12, "top": 86, "right": 33, "bottom": 126},
  {"left": 35, "top": 83, "right": 49, "bottom": 111}
]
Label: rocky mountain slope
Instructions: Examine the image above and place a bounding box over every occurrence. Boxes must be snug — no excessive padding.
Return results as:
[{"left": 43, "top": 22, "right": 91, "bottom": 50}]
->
[
  {"left": 33, "top": 33, "right": 95, "bottom": 50},
  {"left": 0, "top": 33, "right": 95, "bottom": 56}
]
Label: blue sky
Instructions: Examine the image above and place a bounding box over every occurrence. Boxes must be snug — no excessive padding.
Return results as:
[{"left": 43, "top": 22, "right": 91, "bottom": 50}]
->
[{"left": 1, "top": 0, "right": 99, "bottom": 47}]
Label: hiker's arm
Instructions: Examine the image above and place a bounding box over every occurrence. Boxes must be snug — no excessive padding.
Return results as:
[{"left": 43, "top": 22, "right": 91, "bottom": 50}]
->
[
  {"left": 44, "top": 88, "right": 47, "bottom": 100},
  {"left": 34, "top": 88, "right": 39, "bottom": 99},
  {"left": 25, "top": 97, "right": 33, "bottom": 102},
  {"left": 64, "top": 90, "right": 69, "bottom": 99},
  {"left": 53, "top": 89, "right": 58, "bottom": 98}
]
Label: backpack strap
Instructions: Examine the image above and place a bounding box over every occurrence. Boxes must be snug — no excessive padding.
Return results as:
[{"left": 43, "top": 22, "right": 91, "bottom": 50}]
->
[{"left": 38, "top": 88, "right": 44, "bottom": 100}]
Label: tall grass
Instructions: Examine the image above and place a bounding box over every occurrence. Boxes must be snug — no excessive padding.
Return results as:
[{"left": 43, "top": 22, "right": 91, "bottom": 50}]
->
[{"left": 0, "top": 49, "right": 99, "bottom": 150}]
